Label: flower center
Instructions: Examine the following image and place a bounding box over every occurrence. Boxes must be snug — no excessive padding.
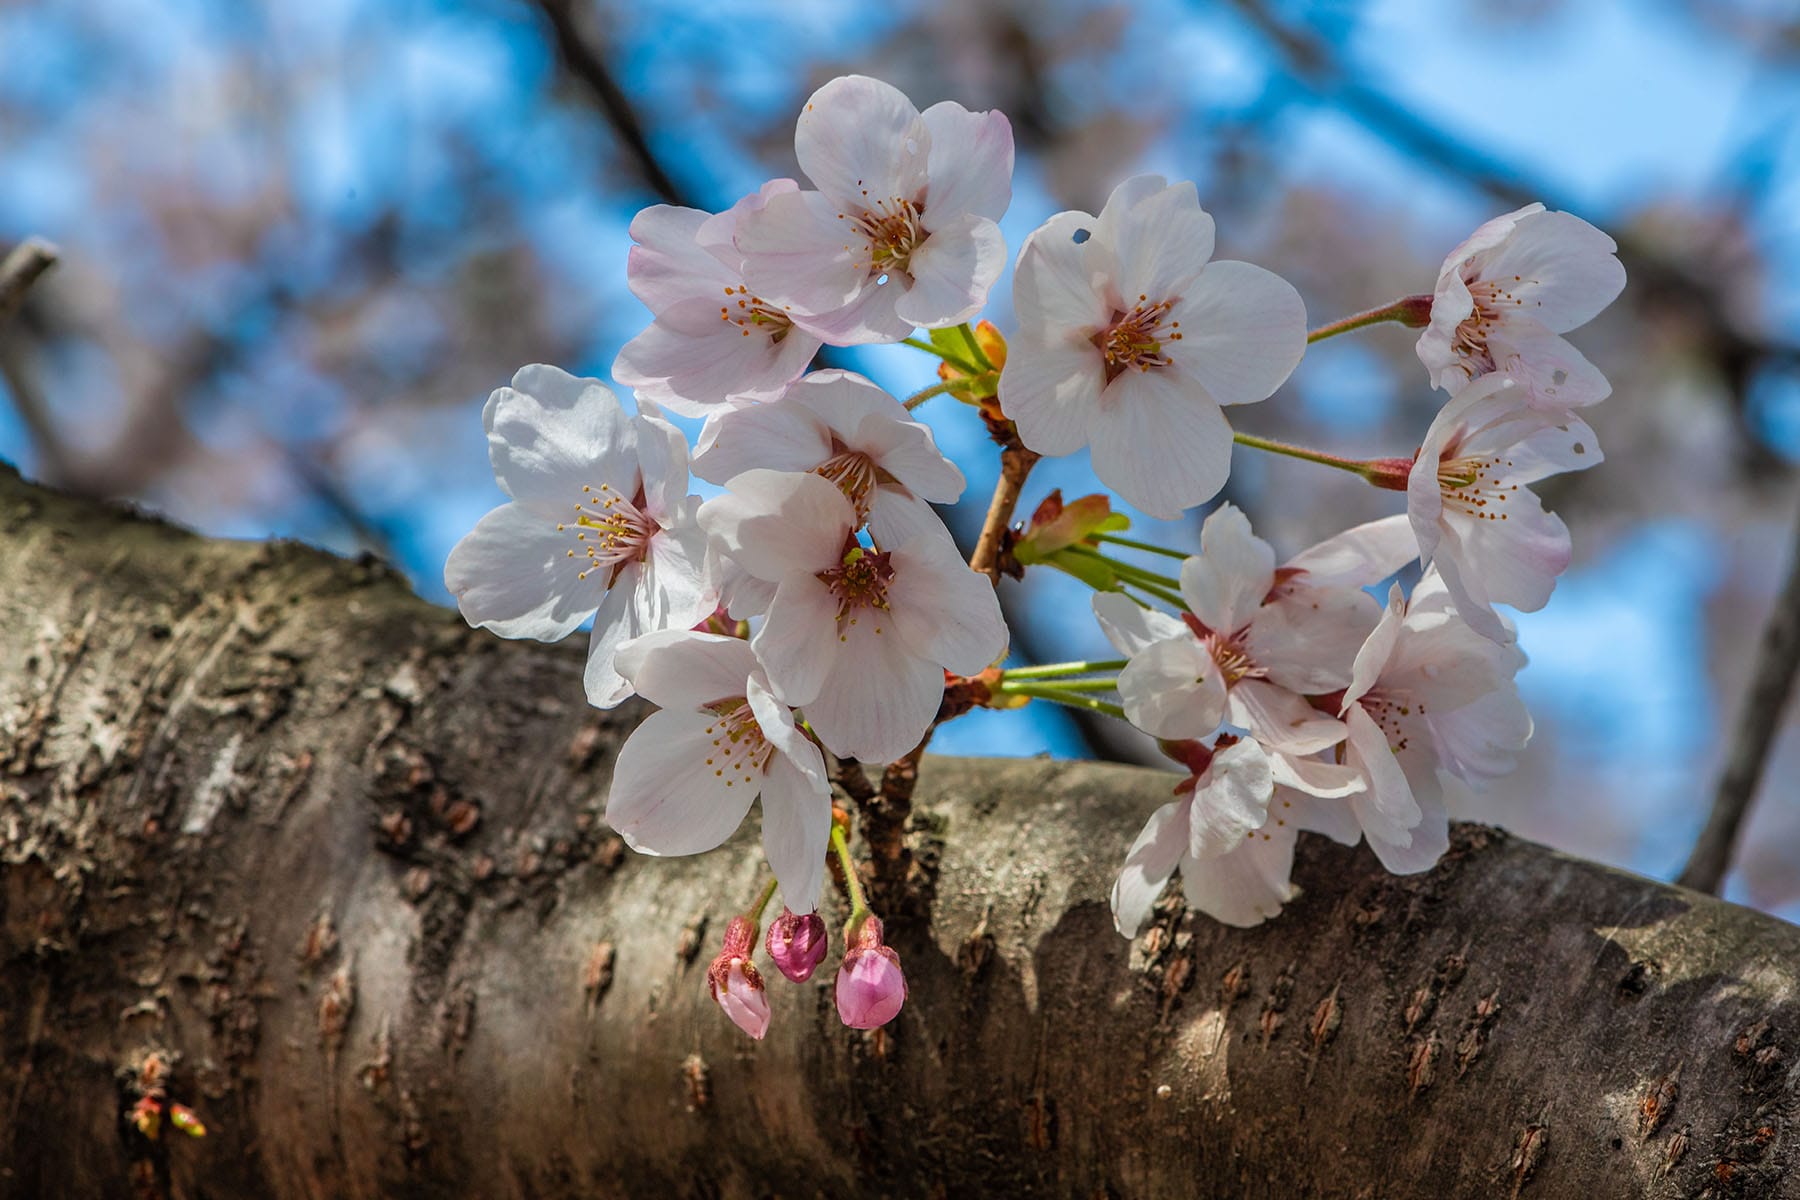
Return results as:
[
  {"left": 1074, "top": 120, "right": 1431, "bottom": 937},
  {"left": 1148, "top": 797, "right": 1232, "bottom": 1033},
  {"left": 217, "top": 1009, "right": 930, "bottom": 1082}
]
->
[
  {"left": 1093, "top": 295, "right": 1182, "bottom": 384},
  {"left": 817, "top": 547, "right": 894, "bottom": 641},
  {"left": 812, "top": 447, "right": 881, "bottom": 525},
  {"left": 1181, "top": 611, "right": 1264, "bottom": 687},
  {"left": 701, "top": 698, "right": 774, "bottom": 790},
  {"left": 1451, "top": 277, "right": 1532, "bottom": 371},
  {"left": 843, "top": 195, "right": 924, "bottom": 277},
  {"left": 1355, "top": 688, "right": 1425, "bottom": 755},
  {"left": 1435, "top": 453, "right": 1519, "bottom": 523},
  {"left": 719, "top": 285, "right": 794, "bottom": 342},
  {"left": 557, "top": 483, "right": 654, "bottom": 582}
]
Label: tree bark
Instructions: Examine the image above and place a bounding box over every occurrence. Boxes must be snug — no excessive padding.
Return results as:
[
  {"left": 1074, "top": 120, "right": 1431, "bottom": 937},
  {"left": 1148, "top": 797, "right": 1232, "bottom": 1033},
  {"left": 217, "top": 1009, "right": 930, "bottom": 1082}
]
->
[{"left": 0, "top": 461, "right": 1795, "bottom": 1199}]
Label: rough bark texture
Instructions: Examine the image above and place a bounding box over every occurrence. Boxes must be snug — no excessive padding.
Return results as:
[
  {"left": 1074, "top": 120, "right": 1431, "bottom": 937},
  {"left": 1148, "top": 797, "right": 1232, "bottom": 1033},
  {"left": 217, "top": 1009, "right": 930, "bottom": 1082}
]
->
[{"left": 1, "top": 460, "right": 1797, "bottom": 1200}]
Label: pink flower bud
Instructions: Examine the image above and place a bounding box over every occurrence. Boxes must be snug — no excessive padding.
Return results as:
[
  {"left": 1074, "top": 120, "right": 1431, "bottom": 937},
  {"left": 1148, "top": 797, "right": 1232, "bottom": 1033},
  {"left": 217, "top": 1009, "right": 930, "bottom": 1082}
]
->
[
  {"left": 706, "top": 915, "right": 770, "bottom": 1039},
  {"left": 835, "top": 915, "right": 907, "bottom": 1030},
  {"left": 765, "top": 908, "right": 829, "bottom": 983}
]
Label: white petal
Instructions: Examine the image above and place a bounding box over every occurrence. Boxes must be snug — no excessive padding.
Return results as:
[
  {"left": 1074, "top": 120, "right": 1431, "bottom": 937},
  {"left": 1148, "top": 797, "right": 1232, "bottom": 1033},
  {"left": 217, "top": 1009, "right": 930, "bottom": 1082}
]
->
[
  {"left": 444, "top": 502, "right": 601, "bottom": 641},
  {"left": 484, "top": 366, "right": 635, "bottom": 509},
  {"left": 1477, "top": 208, "right": 1626, "bottom": 333},
  {"left": 1118, "top": 637, "right": 1227, "bottom": 740},
  {"left": 736, "top": 188, "right": 866, "bottom": 315},
  {"left": 1491, "top": 320, "right": 1612, "bottom": 409},
  {"left": 752, "top": 573, "right": 842, "bottom": 708},
  {"left": 613, "top": 304, "right": 816, "bottom": 417},
  {"left": 1427, "top": 686, "right": 1532, "bottom": 784},
  {"left": 1448, "top": 496, "right": 1569, "bottom": 614},
  {"left": 1181, "top": 823, "right": 1298, "bottom": 928},
  {"left": 690, "top": 396, "right": 834, "bottom": 485},
  {"left": 802, "top": 619, "right": 942, "bottom": 763},
  {"left": 1090, "top": 175, "right": 1181, "bottom": 274},
  {"left": 998, "top": 336, "right": 1105, "bottom": 458},
  {"left": 1282, "top": 787, "right": 1362, "bottom": 845},
  {"left": 1430, "top": 541, "right": 1512, "bottom": 646},
  {"left": 624, "top": 204, "right": 738, "bottom": 311},
  {"left": 1283, "top": 514, "right": 1419, "bottom": 588},
  {"left": 1365, "top": 769, "right": 1449, "bottom": 875},
  {"left": 614, "top": 629, "right": 756, "bottom": 710},
  {"left": 1110, "top": 799, "right": 1188, "bottom": 937},
  {"left": 887, "top": 532, "right": 1009, "bottom": 673},
  {"left": 851, "top": 410, "right": 965, "bottom": 503},
  {"left": 869, "top": 493, "right": 955, "bottom": 550},
  {"left": 894, "top": 213, "right": 1005, "bottom": 329},
  {"left": 632, "top": 401, "right": 692, "bottom": 523},
  {"left": 1228, "top": 679, "right": 1345, "bottom": 755},
  {"left": 1089, "top": 368, "right": 1234, "bottom": 519},
  {"left": 1162, "top": 261, "right": 1307, "bottom": 407},
  {"left": 1181, "top": 502, "right": 1275, "bottom": 635},
  {"left": 607, "top": 708, "right": 757, "bottom": 856},
  {"left": 1344, "top": 703, "right": 1421, "bottom": 847},
  {"left": 919, "top": 101, "right": 1013, "bottom": 223},
  {"left": 1111, "top": 179, "right": 1216, "bottom": 302},
  {"left": 759, "top": 752, "right": 833, "bottom": 914},
  {"left": 1250, "top": 584, "right": 1381, "bottom": 693},
  {"left": 1268, "top": 753, "right": 1366, "bottom": 800},
  {"left": 748, "top": 672, "right": 829, "bottom": 791},
  {"left": 1092, "top": 592, "right": 1186, "bottom": 656},
  {"left": 1342, "top": 584, "right": 1406, "bottom": 708},
  {"left": 583, "top": 576, "right": 643, "bottom": 709},
  {"left": 1188, "top": 738, "right": 1274, "bottom": 860},
  {"left": 698, "top": 469, "right": 854, "bottom": 581},
  {"left": 1010, "top": 211, "right": 1110, "bottom": 337},
  {"left": 786, "top": 272, "right": 914, "bottom": 345},
  {"left": 794, "top": 75, "right": 928, "bottom": 208}
]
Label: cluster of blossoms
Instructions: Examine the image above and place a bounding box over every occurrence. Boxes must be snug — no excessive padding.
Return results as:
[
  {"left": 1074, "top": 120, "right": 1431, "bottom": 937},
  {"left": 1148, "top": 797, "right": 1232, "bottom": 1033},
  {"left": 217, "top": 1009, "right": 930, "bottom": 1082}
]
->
[{"left": 446, "top": 75, "right": 1624, "bottom": 1039}]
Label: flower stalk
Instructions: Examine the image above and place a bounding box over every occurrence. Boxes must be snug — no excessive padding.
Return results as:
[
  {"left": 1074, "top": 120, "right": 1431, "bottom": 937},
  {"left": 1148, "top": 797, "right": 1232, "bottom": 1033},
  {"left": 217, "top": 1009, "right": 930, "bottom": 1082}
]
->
[{"left": 1305, "top": 293, "right": 1434, "bottom": 344}]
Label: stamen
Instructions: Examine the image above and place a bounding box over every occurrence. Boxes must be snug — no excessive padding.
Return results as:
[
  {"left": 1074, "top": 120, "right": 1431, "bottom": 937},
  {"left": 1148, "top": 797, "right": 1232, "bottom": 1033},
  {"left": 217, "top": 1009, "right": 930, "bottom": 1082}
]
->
[{"left": 1093, "top": 295, "right": 1183, "bottom": 384}]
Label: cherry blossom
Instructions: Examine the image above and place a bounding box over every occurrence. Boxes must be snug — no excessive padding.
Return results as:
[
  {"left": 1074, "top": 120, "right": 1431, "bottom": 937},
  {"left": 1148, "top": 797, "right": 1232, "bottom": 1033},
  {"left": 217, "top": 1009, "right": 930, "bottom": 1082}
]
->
[
  {"left": 613, "top": 181, "right": 823, "bottom": 416},
  {"left": 765, "top": 908, "right": 829, "bottom": 983},
  {"left": 692, "top": 370, "right": 964, "bottom": 547},
  {"left": 836, "top": 916, "right": 907, "bottom": 1029},
  {"left": 443, "top": 365, "right": 713, "bottom": 708},
  {"left": 1000, "top": 175, "right": 1306, "bottom": 518},
  {"left": 604, "top": 630, "right": 832, "bottom": 913},
  {"left": 1094, "top": 505, "right": 1378, "bottom": 752},
  {"left": 697, "top": 470, "right": 1007, "bottom": 763},
  {"left": 734, "top": 74, "right": 1013, "bottom": 343},
  {"left": 1335, "top": 574, "right": 1532, "bottom": 872},
  {"left": 1407, "top": 374, "right": 1601, "bottom": 643},
  {"left": 1417, "top": 202, "right": 1626, "bottom": 409},
  {"left": 706, "top": 916, "right": 772, "bottom": 1040}
]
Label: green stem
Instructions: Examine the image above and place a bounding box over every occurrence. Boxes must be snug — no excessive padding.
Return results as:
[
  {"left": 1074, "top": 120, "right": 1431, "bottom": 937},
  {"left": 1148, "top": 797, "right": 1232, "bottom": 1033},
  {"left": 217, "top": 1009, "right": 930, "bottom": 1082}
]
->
[
  {"left": 830, "top": 823, "right": 868, "bottom": 921},
  {"left": 1306, "top": 293, "right": 1434, "bottom": 344},
  {"left": 997, "top": 683, "right": 1128, "bottom": 720},
  {"left": 900, "top": 336, "right": 981, "bottom": 376},
  {"left": 747, "top": 875, "right": 779, "bottom": 922},
  {"left": 1064, "top": 545, "right": 1181, "bottom": 589},
  {"left": 904, "top": 372, "right": 996, "bottom": 411},
  {"left": 1005, "top": 677, "right": 1118, "bottom": 693},
  {"left": 1119, "top": 576, "right": 1189, "bottom": 610},
  {"left": 1233, "top": 431, "right": 1377, "bottom": 477},
  {"left": 955, "top": 322, "right": 993, "bottom": 371},
  {"left": 998, "top": 659, "right": 1128, "bottom": 680},
  {"left": 1091, "top": 532, "right": 1190, "bottom": 561}
]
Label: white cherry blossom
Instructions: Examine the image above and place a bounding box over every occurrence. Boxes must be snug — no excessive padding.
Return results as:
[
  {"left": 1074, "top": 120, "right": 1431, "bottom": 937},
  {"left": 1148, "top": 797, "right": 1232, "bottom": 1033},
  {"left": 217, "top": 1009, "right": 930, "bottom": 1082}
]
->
[
  {"left": 1335, "top": 573, "right": 1531, "bottom": 873},
  {"left": 1407, "top": 374, "right": 1601, "bottom": 643},
  {"left": 698, "top": 470, "right": 1006, "bottom": 763},
  {"left": 693, "top": 370, "right": 964, "bottom": 547},
  {"left": 443, "top": 366, "right": 713, "bottom": 708},
  {"left": 734, "top": 74, "right": 1013, "bottom": 344},
  {"left": 613, "top": 181, "right": 823, "bottom": 416},
  {"left": 1000, "top": 175, "right": 1306, "bottom": 518},
  {"left": 1417, "top": 202, "right": 1626, "bottom": 409},
  {"left": 605, "top": 630, "right": 833, "bottom": 913}
]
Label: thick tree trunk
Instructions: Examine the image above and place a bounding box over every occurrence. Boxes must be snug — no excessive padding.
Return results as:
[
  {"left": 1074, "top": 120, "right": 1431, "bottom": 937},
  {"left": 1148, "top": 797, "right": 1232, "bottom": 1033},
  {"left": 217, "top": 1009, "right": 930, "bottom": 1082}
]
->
[{"left": 0, "top": 460, "right": 1794, "bottom": 1199}]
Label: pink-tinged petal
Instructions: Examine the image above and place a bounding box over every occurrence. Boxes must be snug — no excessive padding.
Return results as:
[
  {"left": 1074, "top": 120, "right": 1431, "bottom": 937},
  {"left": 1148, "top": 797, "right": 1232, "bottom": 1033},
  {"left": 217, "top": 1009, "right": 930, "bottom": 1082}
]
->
[
  {"left": 784, "top": 368, "right": 904, "bottom": 426},
  {"left": 614, "top": 629, "right": 755, "bottom": 711},
  {"left": 484, "top": 365, "right": 636, "bottom": 509},
  {"left": 1418, "top": 268, "right": 1479, "bottom": 391},
  {"left": 1477, "top": 208, "right": 1626, "bottom": 333},
  {"left": 999, "top": 336, "right": 1105, "bottom": 458},
  {"left": 1343, "top": 703, "right": 1421, "bottom": 848},
  {"left": 1181, "top": 822, "right": 1298, "bottom": 928},
  {"left": 1427, "top": 686, "right": 1533, "bottom": 784},
  {"left": 1480, "top": 410, "right": 1602, "bottom": 486},
  {"left": 444, "top": 502, "right": 602, "bottom": 641},
  {"left": 1441, "top": 203, "right": 1547, "bottom": 283},
  {"left": 887, "top": 532, "right": 1009, "bottom": 673},
  {"left": 606, "top": 708, "right": 758, "bottom": 856},
  {"left": 849, "top": 408, "right": 965, "bottom": 503},
  {"left": 1281, "top": 787, "right": 1362, "bottom": 845},
  {"left": 1430, "top": 539, "right": 1511, "bottom": 646},
  {"left": 713, "top": 959, "right": 771, "bottom": 1040},
  {"left": 1181, "top": 503, "right": 1275, "bottom": 635},
  {"left": 1011, "top": 211, "right": 1110, "bottom": 337},
  {"left": 751, "top": 573, "right": 841, "bottom": 708},
  {"left": 919, "top": 101, "right": 1013, "bottom": 224},
  {"left": 1283, "top": 514, "right": 1419, "bottom": 588},
  {"left": 1162, "top": 261, "right": 1306, "bottom": 407},
  {"left": 717, "top": 552, "right": 777, "bottom": 620},
  {"left": 786, "top": 272, "right": 915, "bottom": 345},
  {"left": 625, "top": 204, "right": 738, "bottom": 311},
  {"left": 894, "top": 213, "right": 1005, "bottom": 328},
  {"left": 794, "top": 75, "right": 928, "bottom": 208},
  {"left": 748, "top": 673, "right": 829, "bottom": 793},
  {"left": 613, "top": 303, "right": 817, "bottom": 418},
  {"left": 1111, "top": 798, "right": 1189, "bottom": 937},
  {"left": 1268, "top": 753, "right": 1366, "bottom": 800},
  {"left": 803, "top": 620, "right": 942, "bottom": 763},
  {"left": 1342, "top": 584, "right": 1406, "bottom": 709},
  {"left": 637, "top": 505, "right": 715, "bottom": 630},
  {"left": 1250, "top": 584, "right": 1381, "bottom": 694},
  {"left": 1490, "top": 320, "right": 1612, "bottom": 409},
  {"left": 1092, "top": 592, "right": 1186, "bottom": 657},
  {"left": 758, "top": 751, "right": 833, "bottom": 915},
  {"left": 737, "top": 188, "right": 866, "bottom": 315},
  {"left": 1228, "top": 679, "right": 1345, "bottom": 755},
  {"left": 869, "top": 493, "right": 955, "bottom": 551},
  {"left": 583, "top": 574, "right": 643, "bottom": 709},
  {"left": 1187, "top": 738, "right": 1274, "bottom": 860},
  {"left": 1447, "top": 496, "right": 1570, "bottom": 615},
  {"left": 632, "top": 401, "right": 692, "bottom": 522},
  {"left": 690, "top": 397, "right": 833, "bottom": 485},
  {"left": 1364, "top": 767, "right": 1448, "bottom": 875},
  {"left": 1111, "top": 179, "right": 1216, "bottom": 302},
  {"left": 1089, "top": 175, "right": 1176, "bottom": 270},
  {"left": 1118, "top": 637, "right": 1227, "bottom": 739},
  {"left": 698, "top": 469, "right": 854, "bottom": 581},
  {"left": 835, "top": 938, "right": 907, "bottom": 1029},
  {"left": 1090, "top": 369, "right": 1234, "bottom": 519},
  {"left": 695, "top": 178, "right": 801, "bottom": 269}
]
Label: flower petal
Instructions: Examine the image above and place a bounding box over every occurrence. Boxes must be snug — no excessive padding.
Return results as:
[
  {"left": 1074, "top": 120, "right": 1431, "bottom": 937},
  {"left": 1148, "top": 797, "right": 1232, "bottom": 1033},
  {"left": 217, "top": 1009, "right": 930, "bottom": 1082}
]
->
[
  {"left": 690, "top": 395, "right": 834, "bottom": 485},
  {"left": 737, "top": 188, "right": 866, "bottom": 315},
  {"left": 1477, "top": 208, "right": 1626, "bottom": 333},
  {"left": 1092, "top": 591, "right": 1187, "bottom": 656},
  {"left": 698, "top": 469, "right": 854, "bottom": 582},
  {"left": 614, "top": 629, "right": 756, "bottom": 711},
  {"left": 1118, "top": 636, "right": 1227, "bottom": 740},
  {"left": 1111, "top": 179, "right": 1216, "bottom": 302},
  {"left": 624, "top": 204, "right": 738, "bottom": 311},
  {"left": 794, "top": 75, "right": 928, "bottom": 208},
  {"left": 485, "top": 365, "right": 635, "bottom": 510},
  {"left": 444, "top": 501, "right": 601, "bottom": 641},
  {"left": 1228, "top": 679, "right": 1346, "bottom": 755},
  {"left": 1089, "top": 368, "right": 1234, "bottom": 519},
  {"left": 894, "top": 213, "right": 1005, "bottom": 329},
  {"left": 919, "top": 101, "right": 1013, "bottom": 223},
  {"left": 1181, "top": 502, "right": 1275, "bottom": 635},
  {"left": 1180, "top": 821, "right": 1298, "bottom": 928},
  {"left": 1110, "top": 798, "right": 1188, "bottom": 937},
  {"left": 999, "top": 335, "right": 1105, "bottom": 458},
  {"left": 887, "top": 531, "right": 1009, "bottom": 673},
  {"left": 1283, "top": 514, "right": 1419, "bottom": 588},
  {"left": 759, "top": 751, "right": 833, "bottom": 914},
  {"left": 1162, "top": 261, "right": 1306, "bottom": 407},
  {"left": 1188, "top": 738, "right": 1274, "bottom": 860},
  {"left": 607, "top": 707, "right": 758, "bottom": 856},
  {"left": 751, "top": 572, "right": 841, "bottom": 708},
  {"left": 802, "top": 618, "right": 942, "bottom": 763}
]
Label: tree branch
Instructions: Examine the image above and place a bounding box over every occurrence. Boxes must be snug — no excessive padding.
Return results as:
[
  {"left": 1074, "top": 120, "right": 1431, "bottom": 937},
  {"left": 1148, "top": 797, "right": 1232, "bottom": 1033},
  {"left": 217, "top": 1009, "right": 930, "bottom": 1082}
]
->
[{"left": 0, "top": 237, "right": 58, "bottom": 327}]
